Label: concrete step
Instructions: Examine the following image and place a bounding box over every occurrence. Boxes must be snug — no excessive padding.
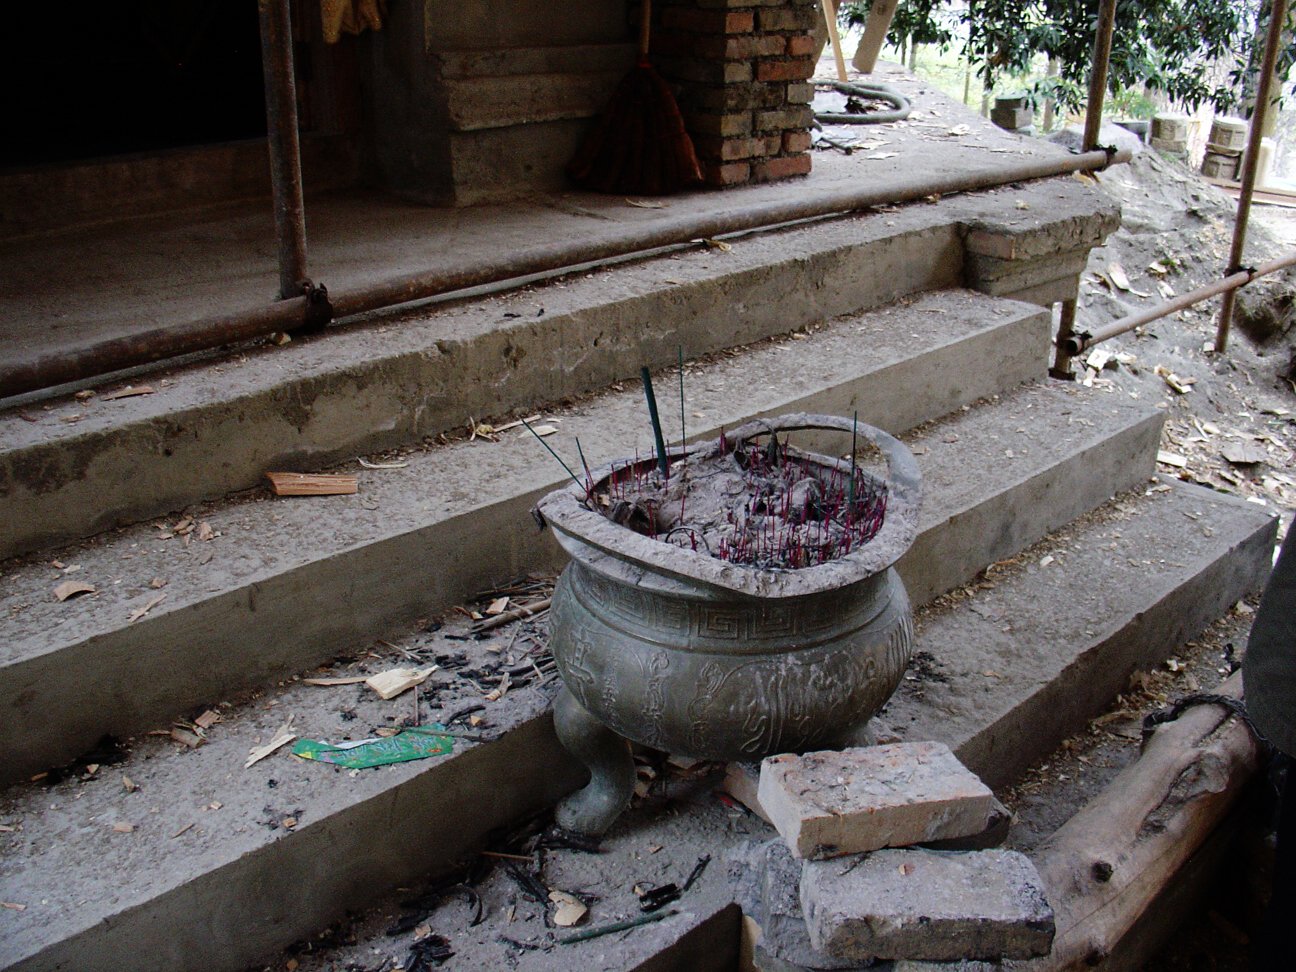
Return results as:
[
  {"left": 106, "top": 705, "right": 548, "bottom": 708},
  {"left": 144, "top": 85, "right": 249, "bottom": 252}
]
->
[
  {"left": 0, "top": 173, "right": 1117, "bottom": 560},
  {"left": 2, "top": 288, "right": 1065, "bottom": 781},
  {"left": 1, "top": 318, "right": 1164, "bottom": 785},
  {"left": 0, "top": 481, "right": 1272, "bottom": 972}
]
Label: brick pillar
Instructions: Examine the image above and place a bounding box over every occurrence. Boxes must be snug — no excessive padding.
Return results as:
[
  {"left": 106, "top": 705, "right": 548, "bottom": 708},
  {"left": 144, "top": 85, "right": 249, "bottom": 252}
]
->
[{"left": 652, "top": 0, "right": 817, "bottom": 187}]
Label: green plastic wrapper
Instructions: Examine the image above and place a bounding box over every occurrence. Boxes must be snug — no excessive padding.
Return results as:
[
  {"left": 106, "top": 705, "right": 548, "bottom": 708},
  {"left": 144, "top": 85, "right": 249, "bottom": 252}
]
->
[{"left": 292, "top": 725, "right": 454, "bottom": 769}]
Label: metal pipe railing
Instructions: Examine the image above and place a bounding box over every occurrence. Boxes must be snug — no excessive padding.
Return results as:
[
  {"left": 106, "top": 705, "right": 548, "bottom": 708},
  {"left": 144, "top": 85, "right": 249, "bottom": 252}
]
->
[
  {"left": 257, "top": 0, "right": 309, "bottom": 300},
  {"left": 1058, "top": 247, "right": 1296, "bottom": 359},
  {"left": 1216, "top": 0, "right": 1290, "bottom": 353},
  {"left": 0, "top": 148, "right": 1130, "bottom": 400}
]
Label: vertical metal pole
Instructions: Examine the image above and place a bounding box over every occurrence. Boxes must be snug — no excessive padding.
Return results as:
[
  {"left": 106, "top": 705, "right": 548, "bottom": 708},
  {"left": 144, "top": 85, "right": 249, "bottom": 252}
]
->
[
  {"left": 1082, "top": 0, "right": 1118, "bottom": 152},
  {"left": 258, "top": 0, "right": 309, "bottom": 300},
  {"left": 1216, "top": 0, "right": 1289, "bottom": 353},
  {"left": 1051, "top": 299, "right": 1080, "bottom": 378}
]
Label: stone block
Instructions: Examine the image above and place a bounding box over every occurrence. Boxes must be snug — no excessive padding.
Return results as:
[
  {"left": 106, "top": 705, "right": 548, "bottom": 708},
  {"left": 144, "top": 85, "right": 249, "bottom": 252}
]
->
[
  {"left": 990, "top": 106, "right": 1032, "bottom": 130},
  {"left": 758, "top": 743, "right": 996, "bottom": 859},
  {"left": 800, "top": 848, "right": 1055, "bottom": 962}
]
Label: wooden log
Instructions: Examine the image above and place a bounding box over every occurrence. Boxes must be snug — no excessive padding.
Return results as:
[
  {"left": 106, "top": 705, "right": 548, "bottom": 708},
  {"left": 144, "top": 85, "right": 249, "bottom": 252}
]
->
[
  {"left": 265, "top": 471, "right": 358, "bottom": 496},
  {"left": 1016, "top": 672, "right": 1259, "bottom": 971}
]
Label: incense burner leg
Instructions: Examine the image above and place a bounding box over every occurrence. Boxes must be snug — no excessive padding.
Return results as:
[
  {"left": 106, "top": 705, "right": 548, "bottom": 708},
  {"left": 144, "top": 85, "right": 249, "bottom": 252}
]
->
[{"left": 553, "top": 684, "right": 636, "bottom": 836}]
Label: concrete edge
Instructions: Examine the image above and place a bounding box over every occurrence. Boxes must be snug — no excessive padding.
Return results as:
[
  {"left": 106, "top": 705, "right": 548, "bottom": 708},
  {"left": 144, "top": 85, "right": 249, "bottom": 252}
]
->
[
  {"left": 6, "top": 713, "right": 586, "bottom": 972},
  {"left": 955, "top": 489, "right": 1277, "bottom": 789},
  {"left": 0, "top": 300, "right": 1052, "bottom": 780}
]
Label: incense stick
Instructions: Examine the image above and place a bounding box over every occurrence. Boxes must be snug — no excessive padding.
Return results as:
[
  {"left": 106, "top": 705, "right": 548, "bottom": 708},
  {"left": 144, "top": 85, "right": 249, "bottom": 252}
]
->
[
  {"left": 678, "top": 345, "right": 686, "bottom": 450},
  {"left": 521, "top": 418, "right": 583, "bottom": 489},
  {"left": 640, "top": 366, "right": 671, "bottom": 479}
]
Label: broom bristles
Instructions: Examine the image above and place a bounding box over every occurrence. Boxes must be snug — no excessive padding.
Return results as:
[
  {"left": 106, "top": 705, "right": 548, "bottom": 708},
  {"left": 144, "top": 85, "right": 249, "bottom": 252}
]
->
[{"left": 568, "top": 62, "right": 703, "bottom": 196}]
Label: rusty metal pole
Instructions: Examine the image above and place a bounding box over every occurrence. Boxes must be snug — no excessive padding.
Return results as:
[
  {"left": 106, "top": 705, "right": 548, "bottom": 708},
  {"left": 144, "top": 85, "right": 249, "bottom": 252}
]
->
[
  {"left": 257, "top": 0, "right": 309, "bottom": 300},
  {"left": 1082, "top": 0, "right": 1118, "bottom": 153},
  {"left": 1216, "top": 0, "right": 1289, "bottom": 353}
]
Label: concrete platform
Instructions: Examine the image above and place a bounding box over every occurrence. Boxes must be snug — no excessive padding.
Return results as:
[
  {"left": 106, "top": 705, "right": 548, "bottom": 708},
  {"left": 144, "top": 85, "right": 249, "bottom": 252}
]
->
[
  {"left": 0, "top": 356, "right": 1161, "bottom": 782},
  {"left": 0, "top": 481, "right": 1272, "bottom": 972}
]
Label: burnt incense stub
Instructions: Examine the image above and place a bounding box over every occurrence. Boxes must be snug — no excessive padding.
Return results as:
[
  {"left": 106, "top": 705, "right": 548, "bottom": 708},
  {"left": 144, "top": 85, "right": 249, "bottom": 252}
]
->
[{"left": 536, "top": 414, "right": 922, "bottom": 835}]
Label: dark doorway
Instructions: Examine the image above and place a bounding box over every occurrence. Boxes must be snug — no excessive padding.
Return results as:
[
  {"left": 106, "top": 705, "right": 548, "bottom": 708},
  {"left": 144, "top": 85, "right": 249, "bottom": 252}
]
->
[{"left": 4, "top": 1, "right": 268, "bottom": 168}]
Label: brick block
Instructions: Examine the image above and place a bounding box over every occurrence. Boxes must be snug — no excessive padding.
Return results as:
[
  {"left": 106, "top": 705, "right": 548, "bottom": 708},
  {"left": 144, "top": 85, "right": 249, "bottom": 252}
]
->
[
  {"left": 757, "top": 7, "right": 819, "bottom": 31},
  {"left": 756, "top": 58, "right": 816, "bottom": 82},
  {"left": 754, "top": 106, "right": 815, "bottom": 131},
  {"left": 661, "top": 8, "right": 754, "bottom": 33},
  {"left": 786, "top": 34, "right": 820, "bottom": 57},
  {"left": 783, "top": 130, "right": 812, "bottom": 153},
  {"left": 685, "top": 82, "right": 786, "bottom": 112},
  {"left": 703, "top": 161, "right": 751, "bottom": 185},
  {"left": 685, "top": 111, "right": 753, "bottom": 138},
  {"left": 757, "top": 742, "right": 995, "bottom": 859},
  {"left": 786, "top": 82, "right": 815, "bottom": 104},
  {"left": 694, "top": 134, "right": 770, "bottom": 161},
  {"left": 752, "top": 152, "right": 812, "bottom": 182},
  {"left": 801, "top": 848, "right": 1056, "bottom": 962},
  {"left": 655, "top": 55, "right": 753, "bottom": 85}
]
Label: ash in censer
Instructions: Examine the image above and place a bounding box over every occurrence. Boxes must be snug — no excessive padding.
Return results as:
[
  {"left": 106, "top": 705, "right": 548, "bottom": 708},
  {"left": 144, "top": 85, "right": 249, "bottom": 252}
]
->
[{"left": 587, "top": 430, "right": 887, "bottom": 569}]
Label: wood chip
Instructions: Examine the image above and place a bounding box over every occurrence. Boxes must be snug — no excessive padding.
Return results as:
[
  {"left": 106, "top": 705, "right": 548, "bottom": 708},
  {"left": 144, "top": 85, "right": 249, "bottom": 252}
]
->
[
  {"left": 2, "top": 902, "right": 27, "bottom": 911},
  {"left": 195, "top": 521, "right": 214, "bottom": 542},
  {"left": 112, "top": 822, "right": 134, "bottom": 833},
  {"left": 526, "top": 425, "right": 558, "bottom": 437},
  {"left": 485, "top": 597, "right": 510, "bottom": 615},
  {"left": 365, "top": 666, "right": 437, "bottom": 700},
  {"left": 171, "top": 822, "right": 195, "bottom": 839},
  {"left": 1222, "top": 442, "right": 1268, "bottom": 465},
  {"left": 149, "top": 577, "right": 167, "bottom": 589},
  {"left": 122, "top": 776, "right": 138, "bottom": 792},
  {"left": 302, "top": 675, "right": 370, "bottom": 686},
  {"left": 357, "top": 457, "right": 409, "bottom": 469},
  {"left": 54, "top": 580, "right": 95, "bottom": 601},
  {"left": 245, "top": 721, "right": 297, "bottom": 768},
  {"left": 128, "top": 593, "right": 166, "bottom": 623},
  {"left": 170, "top": 728, "right": 203, "bottom": 748},
  {"left": 194, "top": 709, "right": 221, "bottom": 729},
  {"left": 265, "top": 472, "right": 358, "bottom": 496},
  {"left": 549, "top": 890, "right": 588, "bottom": 927},
  {"left": 1156, "top": 451, "right": 1188, "bottom": 468},
  {"left": 102, "top": 385, "right": 155, "bottom": 400}
]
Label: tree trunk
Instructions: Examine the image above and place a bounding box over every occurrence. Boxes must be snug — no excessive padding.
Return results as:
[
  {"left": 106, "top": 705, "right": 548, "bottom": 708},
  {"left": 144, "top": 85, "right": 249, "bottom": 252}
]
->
[{"left": 1017, "top": 673, "right": 1260, "bottom": 971}]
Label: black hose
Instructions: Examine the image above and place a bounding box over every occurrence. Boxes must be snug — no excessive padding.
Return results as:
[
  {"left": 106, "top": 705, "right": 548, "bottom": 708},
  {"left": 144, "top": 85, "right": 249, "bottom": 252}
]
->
[{"left": 813, "top": 81, "right": 912, "bottom": 125}]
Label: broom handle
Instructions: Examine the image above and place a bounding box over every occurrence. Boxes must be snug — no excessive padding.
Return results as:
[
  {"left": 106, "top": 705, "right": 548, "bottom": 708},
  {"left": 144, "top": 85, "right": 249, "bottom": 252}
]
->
[{"left": 639, "top": 0, "right": 652, "bottom": 59}]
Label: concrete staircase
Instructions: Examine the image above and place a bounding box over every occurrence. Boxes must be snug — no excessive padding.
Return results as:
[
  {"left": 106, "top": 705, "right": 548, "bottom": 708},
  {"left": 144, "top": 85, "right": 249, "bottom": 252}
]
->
[{"left": 0, "top": 175, "right": 1276, "bottom": 972}]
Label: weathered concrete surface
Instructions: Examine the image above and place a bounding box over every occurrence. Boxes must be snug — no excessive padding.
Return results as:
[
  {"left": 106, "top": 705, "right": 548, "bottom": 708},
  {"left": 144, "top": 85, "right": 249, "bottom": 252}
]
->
[
  {"left": 758, "top": 743, "right": 995, "bottom": 859},
  {"left": 800, "top": 848, "right": 1054, "bottom": 962},
  {"left": 0, "top": 361, "right": 1152, "bottom": 782},
  {"left": 883, "top": 478, "right": 1277, "bottom": 789}
]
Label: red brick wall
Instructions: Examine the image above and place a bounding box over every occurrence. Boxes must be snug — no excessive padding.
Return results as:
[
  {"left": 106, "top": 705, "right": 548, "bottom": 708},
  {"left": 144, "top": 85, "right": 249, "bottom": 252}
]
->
[{"left": 651, "top": 0, "right": 817, "bottom": 186}]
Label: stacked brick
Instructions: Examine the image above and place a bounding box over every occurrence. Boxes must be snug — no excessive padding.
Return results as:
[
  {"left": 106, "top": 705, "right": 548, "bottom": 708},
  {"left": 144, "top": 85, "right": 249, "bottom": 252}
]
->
[{"left": 650, "top": 0, "right": 819, "bottom": 186}]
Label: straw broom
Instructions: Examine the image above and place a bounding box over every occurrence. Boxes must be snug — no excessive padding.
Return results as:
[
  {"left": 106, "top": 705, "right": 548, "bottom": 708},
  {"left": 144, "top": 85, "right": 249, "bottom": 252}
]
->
[{"left": 567, "top": 0, "right": 703, "bottom": 195}]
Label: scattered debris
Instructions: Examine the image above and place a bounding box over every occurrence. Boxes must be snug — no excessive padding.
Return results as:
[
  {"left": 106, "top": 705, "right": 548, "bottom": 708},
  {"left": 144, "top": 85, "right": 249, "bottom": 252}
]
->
[
  {"left": 358, "top": 457, "right": 409, "bottom": 469},
  {"left": 548, "top": 891, "right": 588, "bottom": 927},
  {"left": 365, "top": 666, "right": 437, "bottom": 700},
  {"left": 53, "top": 580, "right": 95, "bottom": 601},
  {"left": 557, "top": 909, "right": 678, "bottom": 945},
  {"left": 245, "top": 720, "right": 297, "bottom": 768},
  {"left": 128, "top": 593, "right": 166, "bottom": 623},
  {"left": 302, "top": 675, "right": 370, "bottom": 686},
  {"left": 292, "top": 727, "right": 453, "bottom": 769},
  {"left": 101, "top": 385, "right": 155, "bottom": 401},
  {"left": 265, "top": 472, "right": 359, "bottom": 496}
]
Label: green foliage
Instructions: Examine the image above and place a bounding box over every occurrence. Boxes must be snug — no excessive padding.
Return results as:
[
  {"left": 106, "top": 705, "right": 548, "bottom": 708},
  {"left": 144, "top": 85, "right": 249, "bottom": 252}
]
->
[{"left": 839, "top": 0, "right": 1280, "bottom": 115}]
